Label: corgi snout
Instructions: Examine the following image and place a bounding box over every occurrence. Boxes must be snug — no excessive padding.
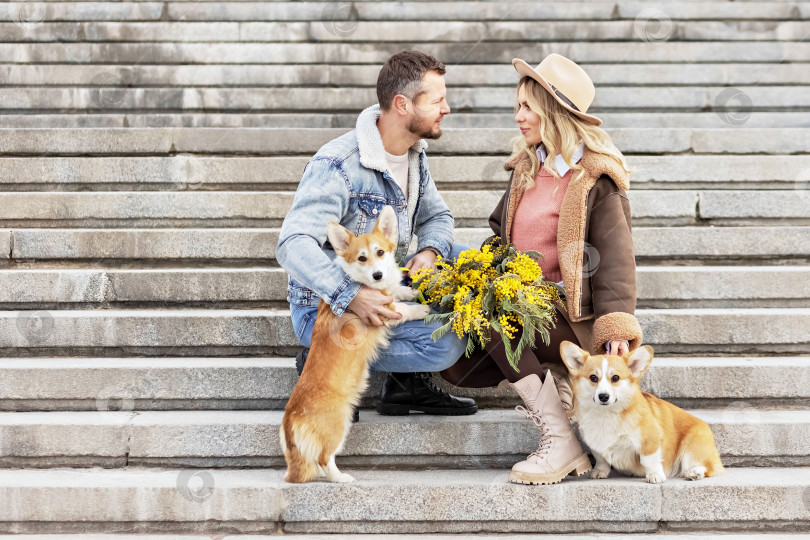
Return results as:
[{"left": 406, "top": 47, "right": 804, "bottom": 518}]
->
[
  {"left": 586, "top": 357, "right": 620, "bottom": 406},
  {"left": 593, "top": 388, "right": 617, "bottom": 407},
  {"left": 372, "top": 271, "right": 383, "bottom": 281}
]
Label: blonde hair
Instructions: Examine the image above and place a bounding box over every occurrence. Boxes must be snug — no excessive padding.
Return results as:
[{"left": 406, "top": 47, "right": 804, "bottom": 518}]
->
[{"left": 508, "top": 76, "right": 632, "bottom": 190}]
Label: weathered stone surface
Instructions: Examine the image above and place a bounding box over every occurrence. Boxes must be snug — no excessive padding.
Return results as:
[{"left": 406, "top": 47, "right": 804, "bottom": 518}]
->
[
  {"left": 4, "top": 63, "right": 810, "bottom": 87},
  {"left": 455, "top": 226, "right": 810, "bottom": 259},
  {"left": 1, "top": 128, "right": 806, "bottom": 156},
  {"left": 699, "top": 190, "right": 810, "bottom": 220},
  {"left": 10, "top": 226, "right": 808, "bottom": 262},
  {"left": 636, "top": 266, "right": 810, "bottom": 305},
  {"left": 0, "top": 357, "right": 298, "bottom": 405},
  {"left": 1, "top": 305, "right": 809, "bottom": 353},
  {"left": 2, "top": 190, "right": 808, "bottom": 226},
  {"left": 0, "top": 467, "right": 806, "bottom": 531},
  {"left": 10, "top": 229, "right": 278, "bottom": 260},
  {"left": 0, "top": 268, "right": 285, "bottom": 303},
  {"left": 637, "top": 308, "right": 810, "bottom": 347},
  {"left": 1, "top": 357, "right": 808, "bottom": 410},
  {"left": 2, "top": 42, "right": 810, "bottom": 65},
  {"left": 0, "top": 111, "right": 807, "bottom": 130},
  {"left": 2, "top": 85, "right": 809, "bottom": 112},
  {"left": 0, "top": 408, "right": 805, "bottom": 466},
  {"left": 0, "top": 309, "right": 290, "bottom": 348},
  {"left": 4, "top": 155, "right": 810, "bottom": 187},
  {"left": 4, "top": 21, "right": 810, "bottom": 43},
  {"left": 631, "top": 226, "right": 810, "bottom": 259},
  {"left": 661, "top": 467, "right": 810, "bottom": 523}
]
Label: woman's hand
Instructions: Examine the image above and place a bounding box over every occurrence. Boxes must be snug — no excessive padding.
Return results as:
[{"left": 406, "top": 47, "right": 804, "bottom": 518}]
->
[{"left": 605, "top": 339, "right": 629, "bottom": 356}]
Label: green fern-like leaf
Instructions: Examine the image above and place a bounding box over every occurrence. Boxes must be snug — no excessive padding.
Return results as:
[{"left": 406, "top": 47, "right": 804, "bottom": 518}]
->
[
  {"left": 430, "top": 319, "right": 455, "bottom": 342},
  {"left": 464, "top": 335, "right": 476, "bottom": 357}
]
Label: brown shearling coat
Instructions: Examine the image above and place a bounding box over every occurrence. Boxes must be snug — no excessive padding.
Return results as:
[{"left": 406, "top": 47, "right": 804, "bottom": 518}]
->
[{"left": 440, "top": 146, "right": 643, "bottom": 388}]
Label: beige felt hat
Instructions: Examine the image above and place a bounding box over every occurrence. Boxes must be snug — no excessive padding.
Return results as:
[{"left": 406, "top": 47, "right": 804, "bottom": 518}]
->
[{"left": 512, "top": 53, "right": 602, "bottom": 126}]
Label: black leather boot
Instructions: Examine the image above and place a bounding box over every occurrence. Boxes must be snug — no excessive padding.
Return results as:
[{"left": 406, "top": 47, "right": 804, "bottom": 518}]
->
[
  {"left": 294, "top": 348, "right": 308, "bottom": 376},
  {"left": 294, "top": 347, "right": 360, "bottom": 423},
  {"left": 376, "top": 372, "right": 478, "bottom": 416}
]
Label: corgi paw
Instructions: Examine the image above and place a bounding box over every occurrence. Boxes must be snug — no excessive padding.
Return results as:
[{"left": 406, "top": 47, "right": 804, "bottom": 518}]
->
[
  {"left": 331, "top": 473, "right": 355, "bottom": 483},
  {"left": 389, "top": 302, "right": 431, "bottom": 324},
  {"left": 685, "top": 466, "right": 706, "bottom": 480},
  {"left": 394, "top": 285, "right": 419, "bottom": 301},
  {"left": 409, "top": 303, "right": 431, "bottom": 319},
  {"left": 396, "top": 303, "right": 430, "bottom": 321},
  {"left": 591, "top": 467, "right": 610, "bottom": 479},
  {"left": 645, "top": 471, "right": 666, "bottom": 484}
]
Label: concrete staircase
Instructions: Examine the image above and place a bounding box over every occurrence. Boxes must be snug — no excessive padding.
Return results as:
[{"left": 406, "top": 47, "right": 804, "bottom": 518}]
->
[{"left": 0, "top": 0, "right": 809, "bottom": 536}]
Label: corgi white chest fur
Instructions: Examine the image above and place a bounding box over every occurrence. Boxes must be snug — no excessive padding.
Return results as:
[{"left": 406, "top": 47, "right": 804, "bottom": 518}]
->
[{"left": 577, "top": 403, "right": 646, "bottom": 476}]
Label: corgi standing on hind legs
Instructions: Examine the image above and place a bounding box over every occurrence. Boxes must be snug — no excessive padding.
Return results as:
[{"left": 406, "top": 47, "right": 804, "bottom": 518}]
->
[
  {"left": 560, "top": 340, "right": 725, "bottom": 483},
  {"left": 281, "top": 206, "right": 430, "bottom": 484}
]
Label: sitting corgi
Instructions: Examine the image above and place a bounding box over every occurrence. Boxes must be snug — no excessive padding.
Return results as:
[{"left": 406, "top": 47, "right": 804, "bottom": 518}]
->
[
  {"left": 560, "top": 341, "right": 725, "bottom": 483},
  {"left": 280, "top": 205, "right": 429, "bottom": 483}
]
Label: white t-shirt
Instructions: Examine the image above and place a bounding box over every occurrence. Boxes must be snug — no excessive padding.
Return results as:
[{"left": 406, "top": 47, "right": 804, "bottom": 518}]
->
[{"left": 384, "top": 149, "right": 409, "bottom": 202}]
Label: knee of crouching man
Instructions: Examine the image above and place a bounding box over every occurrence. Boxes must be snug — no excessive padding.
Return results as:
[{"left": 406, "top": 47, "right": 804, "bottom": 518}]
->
[{"left": 426, "top": 332, "right": 468, "bottom": 371}]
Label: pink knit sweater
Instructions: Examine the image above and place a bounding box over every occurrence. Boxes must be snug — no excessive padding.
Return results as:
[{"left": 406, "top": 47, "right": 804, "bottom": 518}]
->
[{"left": 511, "top": 165, "right": 575, "bottom": 283}]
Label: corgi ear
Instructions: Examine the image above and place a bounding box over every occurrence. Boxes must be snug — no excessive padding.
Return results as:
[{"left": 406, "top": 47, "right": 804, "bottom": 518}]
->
[
  {"left": 626, "top": 345, "right": 654, "bottom": 378},
  {"left": 560, "top": 340, "right": 588, "bottom": 374},
  {"left": 326, "top": 222, "right": 353, "bottom": 256},
  {"left": 373, "top": 205, "right": 398, "bottom": 244}
]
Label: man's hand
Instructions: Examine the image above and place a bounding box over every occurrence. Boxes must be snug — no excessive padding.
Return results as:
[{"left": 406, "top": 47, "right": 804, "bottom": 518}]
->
[
  {"left": 347, "top": 286, "right": 402, "bottom": 327},
  {"left": 405, "top": 248, "right": 438, "bottom": 276}
]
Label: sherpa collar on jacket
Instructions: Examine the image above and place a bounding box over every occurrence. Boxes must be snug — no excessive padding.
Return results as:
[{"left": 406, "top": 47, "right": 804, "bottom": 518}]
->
[{"left": 355, "top": 104, "right": 426, "bottom": 222}]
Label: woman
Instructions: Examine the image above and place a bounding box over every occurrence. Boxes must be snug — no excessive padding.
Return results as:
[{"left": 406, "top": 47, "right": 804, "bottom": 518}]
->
[{"left": 441, "top": 53, "right": 643, "bottom": 485}]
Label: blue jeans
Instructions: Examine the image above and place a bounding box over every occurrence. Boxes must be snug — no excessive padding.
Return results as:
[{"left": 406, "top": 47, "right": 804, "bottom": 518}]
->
[{"left": 289, "top": 244, "right": 470, "bottom": 373}]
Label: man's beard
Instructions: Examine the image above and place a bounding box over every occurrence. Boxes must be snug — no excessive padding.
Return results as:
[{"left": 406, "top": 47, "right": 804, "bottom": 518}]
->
[{"left": 407, "top": 114, "right": 442, "bottom": 140}]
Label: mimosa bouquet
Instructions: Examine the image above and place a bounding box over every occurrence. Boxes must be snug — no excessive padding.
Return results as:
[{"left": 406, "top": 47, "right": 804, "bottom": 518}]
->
[{"left": 410, "top": 241, "right": 564, "bottom": 371}]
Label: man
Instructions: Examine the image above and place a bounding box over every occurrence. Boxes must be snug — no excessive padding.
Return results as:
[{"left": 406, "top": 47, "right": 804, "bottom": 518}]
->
[{"left": 276, "top": 50, "right": 477, "bottom": 420}]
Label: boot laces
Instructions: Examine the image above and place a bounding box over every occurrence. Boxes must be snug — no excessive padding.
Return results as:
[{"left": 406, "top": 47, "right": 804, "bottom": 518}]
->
[
  {"left": 515, "top": 405, "right": 552, "bottom": 458},
  {"left": 419, "top": 372, "right": 452, "bottom": 398}
]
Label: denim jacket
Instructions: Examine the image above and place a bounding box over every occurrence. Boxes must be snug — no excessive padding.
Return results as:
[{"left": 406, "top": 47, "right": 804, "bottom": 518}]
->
[{"left": 276, "top": 104, "right": 455, "bottom": 316}]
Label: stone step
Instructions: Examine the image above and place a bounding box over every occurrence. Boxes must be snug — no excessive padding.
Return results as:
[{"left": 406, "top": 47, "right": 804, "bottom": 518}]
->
[
  {"left": 1, "top": 226, "right": 808, "bottom": 264},
  {"left": 440, "top": 111, "right": 810, "bottom": 130},
  {"left": 1, "top": 266, "right": 806, "bottom": 309},
  {"left": 2, "top": 226, "right": 808, "bottom": 264},
  {"left": 1, "top": 128, "right": 805, "bottom": 155},
  {"left": 1, "top": 537, "right": 802, "bottom": 540},
  {"left": 1, "top": 537, "right": 798, "bottom": 540},
  {"left": 3, "top": 42, "right": 810, "bottom": 65},
  {"left": 636, "top": 266, "right": 810, "bottom": 308},
  {"left": 1, "top": 112, "right": 809, "bottom": 130},
  {"left": 2, "top": 63, "right": 808, "bottom": 86},
  {"left": 0, "top": 356, "right": 807, "bottom": 411},
  {"left": 3, "top": 21, "right": 810, "bottom": 42},
  {"left": 0, "top": 467, "right": 806, "bottom": 534},
  {"left": 0, "top": 190, "right": 805, "bottom": 227},
  {"left": 457, "top": 226, "right": 810, "bottom": 264},
  {"left": 2, "top": 308, "right": 810, "bottom": 355},
  {"left": 0, "top": 408, "right": 805, "bottom": 468},
  {"left": 2, "top": 2, "right": 808, "bottom": 22},
  {"left": 35, "top": 0, "right": 810, "bottom": 2},
  {"left": 1, "top": 86, "right": 807, "bottom": 113},
  {"left": 1, "top": 308, "right": 298, "bottom": 355},
  {"left": 2, "top": 155, "right": 809, "bottom": 190}
]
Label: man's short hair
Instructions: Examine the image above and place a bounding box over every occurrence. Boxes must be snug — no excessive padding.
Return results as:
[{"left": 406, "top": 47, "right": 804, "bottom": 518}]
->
[{"left": 376, "top": 51, "right": 446, "bottom": 111}]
